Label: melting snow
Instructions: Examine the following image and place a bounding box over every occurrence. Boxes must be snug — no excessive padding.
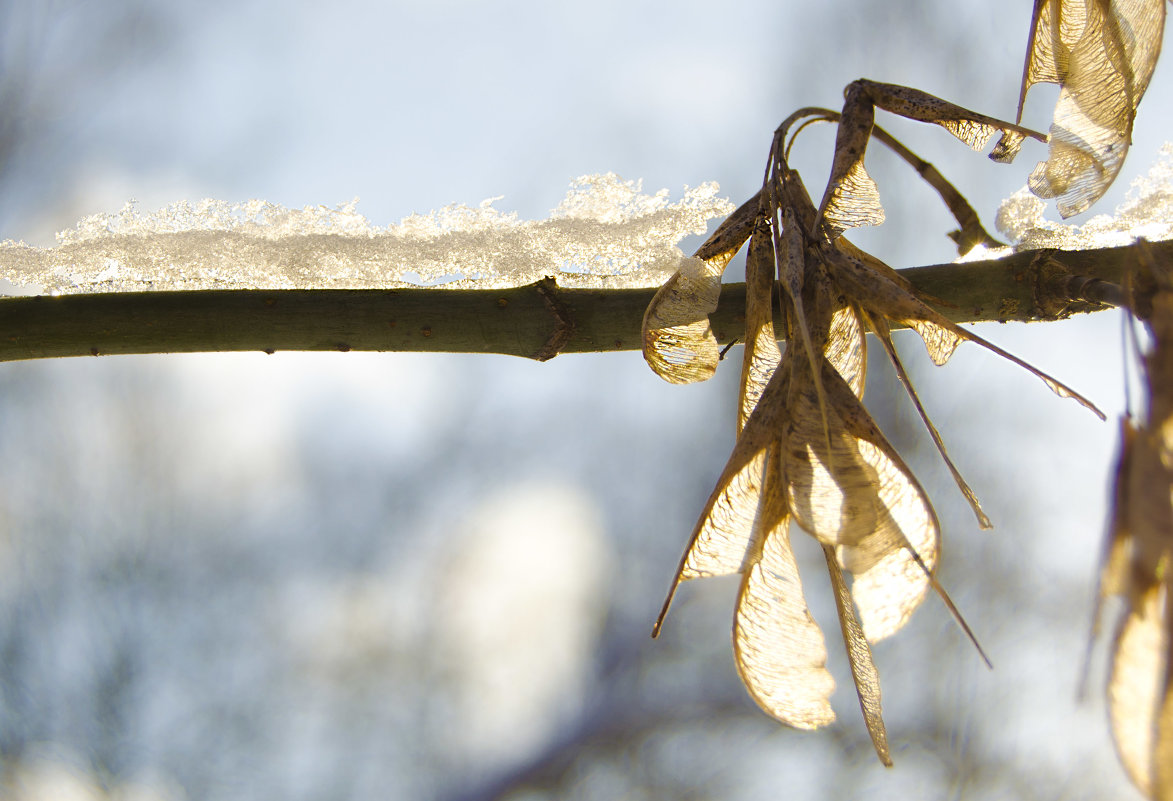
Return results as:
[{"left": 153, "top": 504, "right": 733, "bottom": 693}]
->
[{"left": 0, "top": 174, "right": 733, "bottom": 295}]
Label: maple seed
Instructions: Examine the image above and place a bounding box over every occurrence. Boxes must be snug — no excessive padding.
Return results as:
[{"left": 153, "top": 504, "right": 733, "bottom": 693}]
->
[
  {"left": 644, "top": 79, "right": 1100, "bottom": 767},
  {"left": 1014, "top": 0, "right": 1166, "bottom": 217},
  {"left": 1094, "top": 241, "right": 1173, "bottom": 801}
]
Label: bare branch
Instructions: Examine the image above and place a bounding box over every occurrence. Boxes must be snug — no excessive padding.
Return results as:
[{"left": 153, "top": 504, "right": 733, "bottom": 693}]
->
[{"left": 0, "top": 240, "right": 1160, "bottom": 363}]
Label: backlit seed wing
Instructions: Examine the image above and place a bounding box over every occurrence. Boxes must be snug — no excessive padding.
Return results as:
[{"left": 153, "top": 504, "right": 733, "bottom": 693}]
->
[
  {"left": 642, "top": 253, "right": 733, "bottom": 383},
  {"left": 1018, "top": 0, "right": 1166, "bottom": 217},
  {"left": 785, "top": 363, "right": 884, "bottom": 553},
  {"left": 823, "top": 245, "right": 1104, "bottom": 418},
  {"left": 665, "top": 221, "right": 784, "bottom": 588},
  {"left": 677, "top": 458, "right": 766, "bottom": 581},
  {"left": 832, "top": 240, "right": 966, "bottom": 366},
  {"left": 1099, "top": 421, "right": 1135, "bottom": 604},
  {"left": 821, "top": 363, "right": 938, "bottom": 642},
  {"left": 1108, "top": 586, "right": 1173, "bottom": 800},
  {"left": 790, "top": 114, "right": 1006, "bottom": 251},
  {"left": 818, "top": 81, "right": 1043, "bottom": 239},
  {"left": 827, "top": 303, "right": 867, "bottom": 398},
  {"left": 653, "top": 365, "right": 793, "bottom": 633},
  {"left": 740, "top": 218, "right": 783, "bottom": 425},
  {"left": 858, "top": 79, "right": 1043, "bottom": 152},
  {"left": 907, "top": 320, "right": 966, "bottom": 366},
  {"left": 867, "top": 312, "right": 992, "bottom": 529},
  {"left": 818, "top": 82, "right": 885, "bottom": 239},
  {"left": 783, "top": 351, "right": 939, "bottom": 643},
  {"left": 734, "top": 450, "right": 836, "bottom": 729},
  {"left": 824, "top": 544, "right": 892, "bottom": 766},
  {"left": 642, "top": 194, "right": 760, "bottom": 384},
  {"left": 1100, "top": 242, "right": 1173, "bottom": 800}
]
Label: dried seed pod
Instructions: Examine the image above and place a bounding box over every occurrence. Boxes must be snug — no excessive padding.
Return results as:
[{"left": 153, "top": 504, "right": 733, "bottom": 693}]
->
[
  {"left": 1097, "top": 242, "right": 1173, "bottom": 800},
  {"left": 648, "top": 82, "right": 1099, "bottom": 767},
  {"left": 1015, "top": 0, "right": 1166, "bottom": 217}
]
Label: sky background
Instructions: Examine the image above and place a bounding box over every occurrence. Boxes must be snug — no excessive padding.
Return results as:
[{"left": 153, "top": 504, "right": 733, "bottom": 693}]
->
[{"left": 0, "top": 2, "right": 1169, "bottom": 799}]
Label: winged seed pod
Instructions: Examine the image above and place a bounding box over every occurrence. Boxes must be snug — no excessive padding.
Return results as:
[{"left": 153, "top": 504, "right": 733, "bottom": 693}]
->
[
  {"left": 1096, "top": 241, "right": 1173, "bottom": 800},
  {"left": 1010, "top": 0, "right": 1166, "bottom": 218},
  {"left": 645, "top": 91, "right": 1102, "bottom": 765},
  {"left": 641, "top": 195, "right": 758, "bottom": 384},
  {"left": 819, "top": 80, "right": 1043, "bottom": 240}
]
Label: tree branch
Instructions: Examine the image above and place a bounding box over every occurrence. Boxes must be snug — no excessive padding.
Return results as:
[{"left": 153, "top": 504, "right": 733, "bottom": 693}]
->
[{"left": 0, "top": 240, "right": 1161, "bottom": 363}]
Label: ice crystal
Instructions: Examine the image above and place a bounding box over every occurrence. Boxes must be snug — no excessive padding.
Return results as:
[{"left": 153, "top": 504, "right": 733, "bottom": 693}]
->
[{"left": 0, "top": 174, "right": 733, "bottom": 295}]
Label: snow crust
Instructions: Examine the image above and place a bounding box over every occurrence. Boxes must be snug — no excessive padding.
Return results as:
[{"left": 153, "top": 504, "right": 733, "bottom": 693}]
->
[
  {"left": 0, "top": 174, "right": 733, "bottom": 294},
  {"left": 996, "top": 143, "right": 1173, "bottom": 251}
]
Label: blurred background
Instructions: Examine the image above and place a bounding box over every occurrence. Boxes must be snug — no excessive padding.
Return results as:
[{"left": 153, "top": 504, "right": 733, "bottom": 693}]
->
[{"left": 0, "top": 1, "right": 1167, "bottom": 799}]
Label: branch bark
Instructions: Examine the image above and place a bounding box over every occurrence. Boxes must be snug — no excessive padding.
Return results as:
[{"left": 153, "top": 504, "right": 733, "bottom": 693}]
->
[{"left": 0, "top": 240, "right": 1162, "bottom": 363}]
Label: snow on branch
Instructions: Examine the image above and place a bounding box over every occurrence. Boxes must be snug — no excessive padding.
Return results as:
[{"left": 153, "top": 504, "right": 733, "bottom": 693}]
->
[
  {"left": 1, "top": 151, "right": 1172, "bottom": 363},
  {"left": 0, "top": 175, "right": 733, "bottom": 295}
]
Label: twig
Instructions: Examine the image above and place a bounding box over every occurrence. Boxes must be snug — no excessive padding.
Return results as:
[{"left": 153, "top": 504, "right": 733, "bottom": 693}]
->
[{"left": 0, "top": 241, "right": 1164, "bottom": 363}]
